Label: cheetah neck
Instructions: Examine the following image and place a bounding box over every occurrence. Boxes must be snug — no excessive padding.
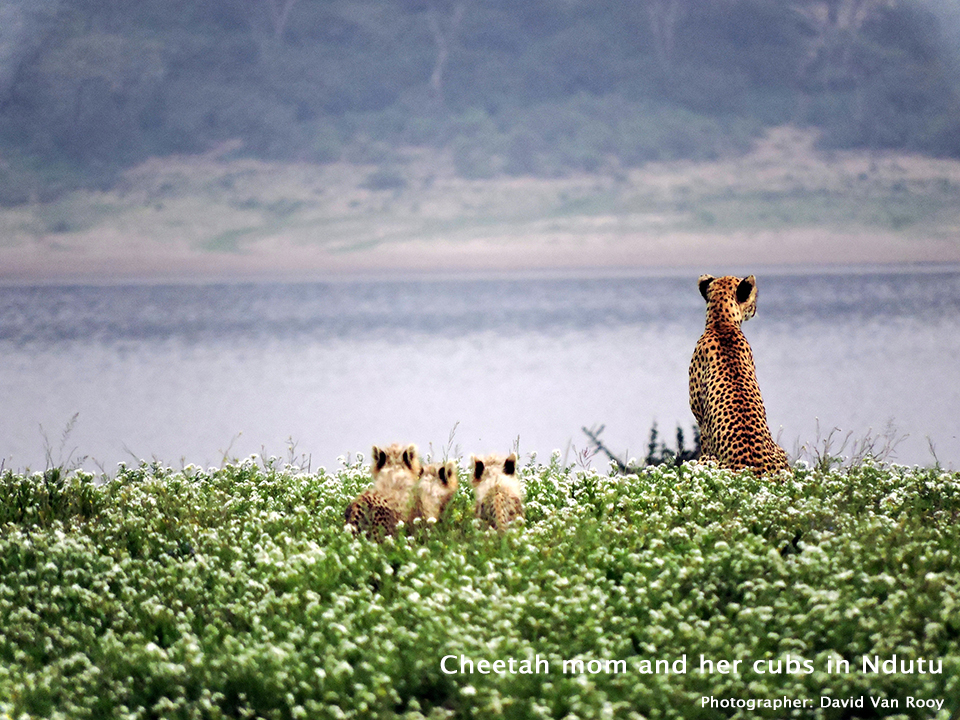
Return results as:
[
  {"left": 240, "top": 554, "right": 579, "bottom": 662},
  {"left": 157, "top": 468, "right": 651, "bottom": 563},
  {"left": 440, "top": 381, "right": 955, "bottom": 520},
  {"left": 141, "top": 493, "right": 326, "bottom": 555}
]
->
[
  {"left": 375, "top": 469, "right": 416, "bottom": 496},
  {"left": 705, "top": 302, "right": 743, "bottom": 329},
  {"left": 475, "top": 474, "right": 521, "bottom": 502}
]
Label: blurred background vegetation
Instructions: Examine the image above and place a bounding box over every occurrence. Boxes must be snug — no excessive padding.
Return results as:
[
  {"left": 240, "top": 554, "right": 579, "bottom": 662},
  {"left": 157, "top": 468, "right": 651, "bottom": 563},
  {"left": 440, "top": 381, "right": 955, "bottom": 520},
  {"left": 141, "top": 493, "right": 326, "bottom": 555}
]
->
[{"left": 0, "top": 0, "right": 958, "bottom": 205}]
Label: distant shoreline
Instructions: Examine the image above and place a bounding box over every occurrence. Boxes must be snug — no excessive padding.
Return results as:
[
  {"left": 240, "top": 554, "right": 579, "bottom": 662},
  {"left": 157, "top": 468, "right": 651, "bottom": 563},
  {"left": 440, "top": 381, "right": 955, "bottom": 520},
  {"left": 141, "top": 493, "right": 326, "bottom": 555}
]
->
[{"left": 2, "top": 229, "right": 959, "bottom": 286}]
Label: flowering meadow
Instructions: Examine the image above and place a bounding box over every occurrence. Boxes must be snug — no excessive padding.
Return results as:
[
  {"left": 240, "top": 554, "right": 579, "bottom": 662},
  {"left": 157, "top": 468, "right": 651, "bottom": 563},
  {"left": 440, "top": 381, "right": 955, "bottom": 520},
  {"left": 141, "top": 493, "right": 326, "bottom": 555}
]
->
[{"left": 0, "top": 455, "right": 958, "bottom": 719}]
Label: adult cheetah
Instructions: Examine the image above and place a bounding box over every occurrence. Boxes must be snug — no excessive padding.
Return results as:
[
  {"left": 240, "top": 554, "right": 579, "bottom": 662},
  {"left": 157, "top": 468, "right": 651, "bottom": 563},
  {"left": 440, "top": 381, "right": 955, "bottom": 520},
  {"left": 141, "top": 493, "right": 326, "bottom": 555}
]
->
[{"left": 689, "top": 274, "right": 790, "bottom": 476}]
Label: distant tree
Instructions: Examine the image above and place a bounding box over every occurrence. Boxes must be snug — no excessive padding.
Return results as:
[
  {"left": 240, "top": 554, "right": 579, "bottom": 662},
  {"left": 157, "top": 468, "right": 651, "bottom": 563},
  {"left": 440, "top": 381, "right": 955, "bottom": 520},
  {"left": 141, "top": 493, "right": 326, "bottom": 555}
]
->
[
  {"left": 25, "top": 32, "right": 164, "bottom": 163},
  {"left": 793, "top": 0, "right": 893, "bottom": 89},
  {"left": 789, "top": 0, "right": 960, "bottom": 156},
  {"left": 644, "top": 0, "right": 690, "bottom": 76},
  {"left": 424, "top": 0, "right": 467, "bottom": 105},
  {"left": 0, "top": 0, "right": 59, "bottom": 100},
  {"left": 241, "top": 0, "right": 301, "bottom": 41}
]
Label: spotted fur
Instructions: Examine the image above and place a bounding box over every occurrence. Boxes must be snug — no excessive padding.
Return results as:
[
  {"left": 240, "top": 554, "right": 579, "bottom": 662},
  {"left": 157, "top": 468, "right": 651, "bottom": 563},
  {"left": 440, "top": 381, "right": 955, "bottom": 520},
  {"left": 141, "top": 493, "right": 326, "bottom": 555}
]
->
[
  {"left": 689, "top": 274, "right": 790, "bottom": 476},
  {"left": 471, "top": 453, "right": 523, "bottom": 530},
  {"left": 345, "top": 443, "right": 422, "bottom": 538}
]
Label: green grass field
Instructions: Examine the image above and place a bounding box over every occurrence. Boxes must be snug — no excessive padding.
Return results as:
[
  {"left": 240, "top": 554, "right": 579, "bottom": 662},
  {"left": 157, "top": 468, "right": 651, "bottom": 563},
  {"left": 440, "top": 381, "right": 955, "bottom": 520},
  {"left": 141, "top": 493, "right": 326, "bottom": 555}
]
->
[{"left": 1, "top": 456, "right": 958, "bottom": 719}]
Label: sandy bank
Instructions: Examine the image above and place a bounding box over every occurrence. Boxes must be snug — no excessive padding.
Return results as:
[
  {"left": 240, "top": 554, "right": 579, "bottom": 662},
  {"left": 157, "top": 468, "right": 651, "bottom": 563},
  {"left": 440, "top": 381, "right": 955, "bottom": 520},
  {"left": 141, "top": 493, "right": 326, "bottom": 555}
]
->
[{"left": 2, "top": 226, "right": 959, "bottom": 284}]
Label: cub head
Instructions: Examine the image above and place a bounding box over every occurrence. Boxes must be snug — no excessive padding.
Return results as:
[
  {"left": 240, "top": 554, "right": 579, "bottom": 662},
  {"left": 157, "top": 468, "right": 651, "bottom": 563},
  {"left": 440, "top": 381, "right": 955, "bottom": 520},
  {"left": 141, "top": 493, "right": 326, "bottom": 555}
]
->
[
  {"left": 699, "top": 274, "right": 757, "bottom": 324},
  {"left": 427, "top": 460, "right": 459, "bottom": 491},
  {"left": 471, "top": 452, "right": 518, "bottom": 487},
  {"left": 371, "top": 443, "right": 422, "bottom": 478},
  {"left": 420, "top": 461, "right": 460, "bottom": 511}
]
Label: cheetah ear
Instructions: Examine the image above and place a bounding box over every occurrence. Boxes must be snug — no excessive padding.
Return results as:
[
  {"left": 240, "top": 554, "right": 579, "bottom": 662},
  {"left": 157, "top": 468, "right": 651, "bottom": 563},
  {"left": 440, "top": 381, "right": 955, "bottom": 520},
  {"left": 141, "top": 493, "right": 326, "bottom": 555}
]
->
[
  {"left": 402, "top": 444, "right": 417, "bottom": 470},
  {"left": 503, "top": 453, "right": 517, "bottom": 475},
  {"left": 373, "top": 446, "right": 387, "bottom": 472},
  {"left": 736, "top": 275, "right": 757, "bottom": 305},
  {"left": 472, "top": 456, "right": 485, "bottom": 482},
  {"left": 698, "top": 274, "right": 716, "bottom": 301}
]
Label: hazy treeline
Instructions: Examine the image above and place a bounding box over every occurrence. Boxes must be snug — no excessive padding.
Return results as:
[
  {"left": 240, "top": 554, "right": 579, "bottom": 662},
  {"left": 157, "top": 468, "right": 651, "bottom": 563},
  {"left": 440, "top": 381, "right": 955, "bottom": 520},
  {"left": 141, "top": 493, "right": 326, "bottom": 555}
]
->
[{"left": 0, "top": 0, "right": 958, "bottom": 202}]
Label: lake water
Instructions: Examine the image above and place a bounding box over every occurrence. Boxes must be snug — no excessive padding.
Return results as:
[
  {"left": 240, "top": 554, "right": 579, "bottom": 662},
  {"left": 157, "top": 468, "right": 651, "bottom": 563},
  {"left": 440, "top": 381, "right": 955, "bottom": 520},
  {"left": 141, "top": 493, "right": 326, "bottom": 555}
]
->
[{"left": 1, "top": 267, "right": 958, "bottom": 473}]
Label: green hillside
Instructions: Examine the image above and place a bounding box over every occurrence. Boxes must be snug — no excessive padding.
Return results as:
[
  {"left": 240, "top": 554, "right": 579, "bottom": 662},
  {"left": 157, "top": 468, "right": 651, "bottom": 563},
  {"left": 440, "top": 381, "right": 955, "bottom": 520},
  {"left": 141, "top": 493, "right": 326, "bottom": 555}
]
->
[{"left": 1, "top": 0, "right": 959, "bottom": 203}]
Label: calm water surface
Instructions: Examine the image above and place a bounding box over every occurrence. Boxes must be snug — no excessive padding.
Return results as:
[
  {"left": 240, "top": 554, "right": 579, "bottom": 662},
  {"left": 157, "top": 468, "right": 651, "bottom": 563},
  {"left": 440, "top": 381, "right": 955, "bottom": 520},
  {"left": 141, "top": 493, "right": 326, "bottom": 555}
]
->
[{"left": 1, "top": 269, "right": 958, "bottom": 472}]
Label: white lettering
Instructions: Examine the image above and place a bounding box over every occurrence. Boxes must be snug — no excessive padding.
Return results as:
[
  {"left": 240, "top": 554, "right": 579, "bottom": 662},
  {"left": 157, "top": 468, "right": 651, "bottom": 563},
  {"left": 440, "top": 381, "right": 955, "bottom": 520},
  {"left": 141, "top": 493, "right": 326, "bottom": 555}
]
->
[
  {"left": 673, "top": 655, "right": 687, "bottom": 673},
  {"left": 905, "top": 698, "right": 945, "bottom": 710},
  {"left": 862, "top": 654, "right": 943, "bottom": 674}
]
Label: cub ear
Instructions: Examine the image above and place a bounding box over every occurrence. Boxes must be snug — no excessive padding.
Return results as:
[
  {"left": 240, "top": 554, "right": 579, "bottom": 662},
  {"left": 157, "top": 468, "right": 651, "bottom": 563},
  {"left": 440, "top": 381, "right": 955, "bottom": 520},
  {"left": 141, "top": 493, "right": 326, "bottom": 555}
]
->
[
  {"left": 698, "top": 274, "right": 716, "bottom": 301},
  {"left": 471, "top": 456, "right": 485, "bottom": 482},
  {"left": 402, "top": 444, "right": 417, "bottom": 470},
  {"left": 503, "top": 453, "right": 517, "bottom": 475},
  {"left": 736, "top": 275, "right": 757, "bottom": 305},
  {"left": 438, "top": 462, "right": 457, "bottom": 486},
  {"left": 372, "top": 446, "right": 387, "bottom": 472}
]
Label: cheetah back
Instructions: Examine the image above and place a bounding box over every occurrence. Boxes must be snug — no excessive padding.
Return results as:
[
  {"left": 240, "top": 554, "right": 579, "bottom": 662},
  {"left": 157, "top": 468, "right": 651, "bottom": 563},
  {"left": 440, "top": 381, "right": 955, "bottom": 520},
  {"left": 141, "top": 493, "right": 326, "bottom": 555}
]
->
[
  {"left": 345, "top": 490, "right": 402, "bottom": 539},
  {"left": 476, "top": 486, "right": 523, "bottom": 531}
]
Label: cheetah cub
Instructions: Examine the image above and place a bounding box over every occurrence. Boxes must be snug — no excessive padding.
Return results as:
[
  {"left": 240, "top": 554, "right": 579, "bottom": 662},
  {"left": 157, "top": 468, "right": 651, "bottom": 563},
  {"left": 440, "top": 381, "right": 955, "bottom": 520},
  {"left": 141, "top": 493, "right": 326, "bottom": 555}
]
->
[
  {"left": 689, "top": 274, "right": 790, "bottom": 476},
  {"left": 411, "top": 461, "right": 459, "bottom": 525},
  {"left": 345, "top": 443, "right": 422, "bottom": 537},
  {"left": 471, "top": 453, "right": 523, "bottom": 530}
]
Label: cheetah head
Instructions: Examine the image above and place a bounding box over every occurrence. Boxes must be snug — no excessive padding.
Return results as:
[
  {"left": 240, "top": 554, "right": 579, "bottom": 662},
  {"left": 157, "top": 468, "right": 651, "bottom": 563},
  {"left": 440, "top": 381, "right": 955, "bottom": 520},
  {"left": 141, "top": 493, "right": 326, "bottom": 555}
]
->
[
  {"left": 471, "top": 452, "right": 517, "bottom": 487},
  {"left": 371, "top": 443, "right": 422, "bottom": 478},
  {"left": 421, "top": 461, "right": 460, "bottom": 507},
  {"left": 699, "top": 274, "right": 757, "bottom": 324}
]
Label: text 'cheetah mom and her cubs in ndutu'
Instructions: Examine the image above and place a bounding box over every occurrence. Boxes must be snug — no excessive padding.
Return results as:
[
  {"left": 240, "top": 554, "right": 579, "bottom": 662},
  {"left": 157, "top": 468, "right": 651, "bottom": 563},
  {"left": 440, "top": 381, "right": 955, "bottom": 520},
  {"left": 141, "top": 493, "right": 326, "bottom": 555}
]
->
[{"left": 346, "top": 274, "right": 789, "bottom": 536}]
